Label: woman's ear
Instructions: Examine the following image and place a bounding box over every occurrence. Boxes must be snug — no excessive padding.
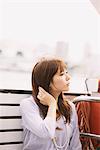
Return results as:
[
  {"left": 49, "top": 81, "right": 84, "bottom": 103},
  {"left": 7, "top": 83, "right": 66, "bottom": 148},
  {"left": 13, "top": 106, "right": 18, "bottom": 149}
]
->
[
  {"left": 49, "top": 82, "right": 53, "bottom": 90},
  {"left": 49, "top": 83, "right": 51, "bottom": 89}
]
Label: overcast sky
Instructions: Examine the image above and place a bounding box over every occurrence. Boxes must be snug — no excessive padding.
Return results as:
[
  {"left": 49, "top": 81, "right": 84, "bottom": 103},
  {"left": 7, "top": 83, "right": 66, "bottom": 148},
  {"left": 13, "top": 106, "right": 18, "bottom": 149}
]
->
[{"left": 0, "top": 0, "right": 100, "bottom": 62}]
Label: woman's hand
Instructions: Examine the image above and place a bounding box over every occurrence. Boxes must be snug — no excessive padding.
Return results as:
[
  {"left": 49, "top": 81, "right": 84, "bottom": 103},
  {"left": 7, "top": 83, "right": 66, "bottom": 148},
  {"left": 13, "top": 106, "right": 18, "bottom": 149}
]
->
[{"left": 37, "top": 87, "right": 56, "bottom": 106}]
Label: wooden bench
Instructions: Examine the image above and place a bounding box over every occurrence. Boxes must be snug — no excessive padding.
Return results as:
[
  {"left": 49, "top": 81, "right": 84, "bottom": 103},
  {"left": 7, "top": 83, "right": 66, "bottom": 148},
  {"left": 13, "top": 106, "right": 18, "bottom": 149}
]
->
[{"left": 0, "top": 89, "right": 31, "bottom": 150}]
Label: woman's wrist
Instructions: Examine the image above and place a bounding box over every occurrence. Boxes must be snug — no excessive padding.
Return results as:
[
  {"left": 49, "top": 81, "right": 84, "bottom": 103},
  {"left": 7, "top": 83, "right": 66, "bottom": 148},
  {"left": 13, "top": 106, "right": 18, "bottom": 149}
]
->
[
  {"left": 47, "top": 99, "right": 57, "bottom": 119},
  {"left": 49, "top": 98, "right": 56, "bottom": 106}
]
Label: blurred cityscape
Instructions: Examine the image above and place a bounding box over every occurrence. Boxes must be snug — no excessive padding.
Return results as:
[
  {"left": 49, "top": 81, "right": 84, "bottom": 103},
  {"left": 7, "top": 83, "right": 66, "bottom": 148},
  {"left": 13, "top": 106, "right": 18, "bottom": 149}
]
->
[
  {"left": 0, "top": 41, "right": 100, "bottom": 92},
  {"left": 0, "top": 41, "right": 100, "bottom": 78}
]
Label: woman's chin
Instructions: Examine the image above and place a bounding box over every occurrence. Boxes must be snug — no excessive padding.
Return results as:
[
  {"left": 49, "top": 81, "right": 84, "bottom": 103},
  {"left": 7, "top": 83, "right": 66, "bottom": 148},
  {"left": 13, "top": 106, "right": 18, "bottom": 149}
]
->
[{"left": 63, "top": 87, "right": 69, "bottom": 92}]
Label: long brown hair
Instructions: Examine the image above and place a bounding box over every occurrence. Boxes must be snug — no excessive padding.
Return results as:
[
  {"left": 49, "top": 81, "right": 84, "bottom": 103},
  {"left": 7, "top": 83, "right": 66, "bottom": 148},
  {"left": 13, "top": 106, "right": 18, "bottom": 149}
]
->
[{"left": 32, "top": 58, "right": 72, "bottom": 123}]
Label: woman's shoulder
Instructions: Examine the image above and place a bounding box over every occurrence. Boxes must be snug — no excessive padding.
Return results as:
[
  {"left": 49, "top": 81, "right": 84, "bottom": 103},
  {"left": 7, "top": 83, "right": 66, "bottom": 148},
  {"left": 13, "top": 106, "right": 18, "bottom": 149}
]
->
[
  {"left": 68, "top": 100, "right": 78, "bottom": 124},
  {"left": 68, "top": 100, "right": 75, "bottom": 110},
  {"left": 20, "top": 96, "right": 38, "bottom": 111},
  {"left": 64, "top": 97, "right": 75, "bottom": 110}
]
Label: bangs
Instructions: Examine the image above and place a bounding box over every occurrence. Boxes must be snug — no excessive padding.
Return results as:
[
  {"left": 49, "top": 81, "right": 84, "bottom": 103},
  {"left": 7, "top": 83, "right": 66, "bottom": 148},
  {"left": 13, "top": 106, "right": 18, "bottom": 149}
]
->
[{"left": 58, "top": 60, "right": 67, "bottom": 73}]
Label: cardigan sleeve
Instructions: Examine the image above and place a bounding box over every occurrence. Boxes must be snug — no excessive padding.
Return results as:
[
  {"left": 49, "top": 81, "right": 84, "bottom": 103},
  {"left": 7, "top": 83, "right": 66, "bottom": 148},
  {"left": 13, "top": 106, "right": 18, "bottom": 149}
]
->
[{"left": 20, "top": 97, "right": 56, "bottom": 139}]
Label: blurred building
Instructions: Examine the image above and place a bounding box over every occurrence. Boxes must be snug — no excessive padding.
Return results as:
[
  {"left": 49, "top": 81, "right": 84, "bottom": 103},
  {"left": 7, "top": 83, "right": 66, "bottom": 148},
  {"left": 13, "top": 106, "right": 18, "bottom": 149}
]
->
[{"left": 55, "top": 41, "right": 69, "bottom": 63}]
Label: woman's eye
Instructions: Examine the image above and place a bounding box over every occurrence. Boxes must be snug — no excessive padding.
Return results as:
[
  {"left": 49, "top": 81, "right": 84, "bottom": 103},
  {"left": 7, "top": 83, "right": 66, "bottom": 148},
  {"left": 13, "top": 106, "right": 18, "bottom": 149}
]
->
[
  {"left": 60, "top": 72, "right": 65, "bottom": 76},
  {"left": 60, "top": 71, "right": 68, "bottom": 76},
  {"left": 60, "top": 72, "right": 64, "bottom": 76}
]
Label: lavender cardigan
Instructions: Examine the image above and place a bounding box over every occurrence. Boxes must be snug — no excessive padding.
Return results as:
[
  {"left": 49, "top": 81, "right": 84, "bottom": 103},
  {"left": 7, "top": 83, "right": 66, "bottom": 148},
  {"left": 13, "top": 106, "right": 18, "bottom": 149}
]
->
[{"left": 20, "top": 96, "right": 82, "bottom": 150}]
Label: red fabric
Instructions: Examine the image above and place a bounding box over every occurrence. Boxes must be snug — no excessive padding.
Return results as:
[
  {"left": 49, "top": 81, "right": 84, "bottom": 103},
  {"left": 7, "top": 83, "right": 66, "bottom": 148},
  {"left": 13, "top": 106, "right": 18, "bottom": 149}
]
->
[
  {"left": 90, "top": 102, "right": 100, "bottom": 135},
  {"left": 76, "top": 101, "right": 100, "bottom": 150}
]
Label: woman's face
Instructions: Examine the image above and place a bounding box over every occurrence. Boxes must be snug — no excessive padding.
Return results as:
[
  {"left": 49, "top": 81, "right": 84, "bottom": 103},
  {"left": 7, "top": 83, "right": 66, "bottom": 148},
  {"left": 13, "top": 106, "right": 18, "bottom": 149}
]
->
[{"left": 50, "top": 68, "right": 71, "bottom": 93}]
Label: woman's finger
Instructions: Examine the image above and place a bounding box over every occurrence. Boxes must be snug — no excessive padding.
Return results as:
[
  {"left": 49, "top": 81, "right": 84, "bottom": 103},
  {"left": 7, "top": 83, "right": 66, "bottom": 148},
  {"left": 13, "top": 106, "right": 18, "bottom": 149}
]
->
[
  {"left": 40, "top": 100, "right": 47, "bottom": 105},
  {"left": 38, "top": 92, "right": 45, "bottom": 99},
  {"left": 37, "top": 94, "right": 40, "bottom": 100},
  {"left": 39, "top": 87, "right": 46, "bottom": 93}
]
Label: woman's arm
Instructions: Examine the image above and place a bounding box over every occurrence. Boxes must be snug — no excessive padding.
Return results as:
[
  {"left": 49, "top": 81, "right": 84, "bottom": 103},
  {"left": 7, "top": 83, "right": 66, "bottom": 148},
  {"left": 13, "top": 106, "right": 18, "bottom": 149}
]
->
[
  {"left": 37, "top": 87, "right": 57, "bottom": 120},
  {"left": 20, "top": 94, "right": 57, "bottom": 139}
]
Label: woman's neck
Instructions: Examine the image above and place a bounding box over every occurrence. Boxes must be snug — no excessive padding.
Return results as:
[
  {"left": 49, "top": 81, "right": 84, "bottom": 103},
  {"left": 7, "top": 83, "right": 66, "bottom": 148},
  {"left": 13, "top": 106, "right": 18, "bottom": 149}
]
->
[{"left": 50, "top": 90, "right": 61, "bottom": 103}]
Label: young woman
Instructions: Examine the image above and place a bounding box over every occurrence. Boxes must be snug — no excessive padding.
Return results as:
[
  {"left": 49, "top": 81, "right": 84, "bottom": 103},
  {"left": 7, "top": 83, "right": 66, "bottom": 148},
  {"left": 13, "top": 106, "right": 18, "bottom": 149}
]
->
[{"left": 20, "top": 58, "right": 82, "bottom": 150}]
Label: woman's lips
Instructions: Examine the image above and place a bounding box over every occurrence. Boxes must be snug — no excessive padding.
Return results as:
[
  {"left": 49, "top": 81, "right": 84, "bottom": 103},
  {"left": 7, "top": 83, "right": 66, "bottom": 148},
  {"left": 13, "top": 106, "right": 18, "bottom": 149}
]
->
[{"left": 66, "top": 82, "right": 70, "bottom": 86}]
